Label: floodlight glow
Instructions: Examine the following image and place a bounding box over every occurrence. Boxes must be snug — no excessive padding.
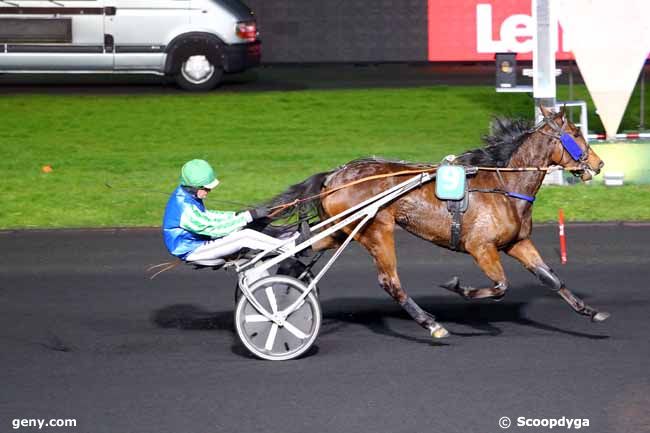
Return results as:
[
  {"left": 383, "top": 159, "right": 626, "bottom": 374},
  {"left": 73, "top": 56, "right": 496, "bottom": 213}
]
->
[{"left": 591, "top": 143, "right": 650, "bottom": 184}]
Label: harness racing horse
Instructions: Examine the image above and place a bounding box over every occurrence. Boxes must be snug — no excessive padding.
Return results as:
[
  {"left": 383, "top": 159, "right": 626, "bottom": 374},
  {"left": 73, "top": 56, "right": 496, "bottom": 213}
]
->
[{"left": 266, "top": 107, "right": 608, "bottom": 339}]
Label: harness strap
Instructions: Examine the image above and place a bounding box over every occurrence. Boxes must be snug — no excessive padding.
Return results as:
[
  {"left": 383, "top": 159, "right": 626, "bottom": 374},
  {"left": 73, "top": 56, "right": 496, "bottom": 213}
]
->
[
  {"left": 446, "top": 189, "right": 469, "bottom": 251},
  {"left": 469, "top": 188, "right": 536, "bottom": 203},
  {"left": 506, "top": 192, "right": 536, "bottom": 203},
  {"left": 448, "top": 201, "right": 463, "bottom": 251}
]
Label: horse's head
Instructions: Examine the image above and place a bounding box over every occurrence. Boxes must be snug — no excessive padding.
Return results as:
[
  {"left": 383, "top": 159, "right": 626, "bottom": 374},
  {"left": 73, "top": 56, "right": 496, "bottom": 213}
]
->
[{"left": 540, "top": 105, "right": 604, "bottom": 181}]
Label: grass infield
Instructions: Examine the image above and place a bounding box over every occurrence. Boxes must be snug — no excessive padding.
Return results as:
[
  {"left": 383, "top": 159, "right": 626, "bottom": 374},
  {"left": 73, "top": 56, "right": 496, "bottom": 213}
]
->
[{"left": 1, "top": 84, "right": 649, "bottom": 229}]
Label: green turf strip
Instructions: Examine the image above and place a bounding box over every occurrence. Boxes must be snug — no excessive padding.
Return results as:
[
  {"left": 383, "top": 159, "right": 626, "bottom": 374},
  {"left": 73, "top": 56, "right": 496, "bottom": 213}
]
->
[{"left": 1, "top": 84, "right": 649, "bottom": 229}]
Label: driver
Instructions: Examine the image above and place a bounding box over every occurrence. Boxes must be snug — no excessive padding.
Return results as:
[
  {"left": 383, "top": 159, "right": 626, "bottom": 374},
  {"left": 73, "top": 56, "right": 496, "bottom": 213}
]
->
[{"left": 162, "top": 159, "right": 293, "bottom": 263}]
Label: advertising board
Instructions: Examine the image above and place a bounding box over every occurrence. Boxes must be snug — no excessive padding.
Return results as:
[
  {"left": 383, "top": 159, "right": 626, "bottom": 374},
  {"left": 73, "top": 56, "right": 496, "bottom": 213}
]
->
[{"left": 428, "top": 0, "right": 574, "bottom": 61}]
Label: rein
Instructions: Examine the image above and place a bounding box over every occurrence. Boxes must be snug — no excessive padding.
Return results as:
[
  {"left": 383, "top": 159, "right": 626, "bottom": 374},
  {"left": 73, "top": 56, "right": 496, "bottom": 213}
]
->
[
  {"left": 269, "top": 116, "right": 590, "bottom": 216},
  {"left": 268, "top": 167, "right": 438, "bottom": 216},
  {"left": 268, "top": 165, "right": 564, "bottom": 216}
]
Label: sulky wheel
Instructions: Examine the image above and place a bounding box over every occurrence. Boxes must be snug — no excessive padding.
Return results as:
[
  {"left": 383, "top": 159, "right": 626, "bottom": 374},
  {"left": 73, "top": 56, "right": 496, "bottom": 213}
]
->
[{"left": 234, "top": 275, "right": 321, "bottom": 361}]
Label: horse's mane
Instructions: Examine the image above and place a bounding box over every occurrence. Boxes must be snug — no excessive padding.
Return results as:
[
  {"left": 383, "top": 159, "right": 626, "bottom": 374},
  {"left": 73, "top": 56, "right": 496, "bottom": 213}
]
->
[
  {"left": 342, "top": 118, "right": 534, "bottom": 170},
  {"left": 455, "top": 118, "right": 534, "bottom": 167}
]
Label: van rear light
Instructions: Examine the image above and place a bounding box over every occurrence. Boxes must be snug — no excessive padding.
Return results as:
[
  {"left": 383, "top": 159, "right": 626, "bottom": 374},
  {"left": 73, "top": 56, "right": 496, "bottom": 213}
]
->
[{"left": 236, "top": 21, "right": 257, "bottom": 42}]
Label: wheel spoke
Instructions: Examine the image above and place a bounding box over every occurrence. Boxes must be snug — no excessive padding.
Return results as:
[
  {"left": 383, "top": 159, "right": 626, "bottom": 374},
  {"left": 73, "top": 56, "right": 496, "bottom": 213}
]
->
[
  {"left": 245, "top": 314, "right": 270, "bottom": 323},
  {"left": 265, "top": 323, "right": 279, "bottom": 351},
  {"left": 283, "top": 320, "right": 309, "bottom": 340},
  {"left": 265, "top": 286, "right": 278, "bottom": 314},
  {"left": 281, "top": 299, "right": 305, "bottom": 316}
]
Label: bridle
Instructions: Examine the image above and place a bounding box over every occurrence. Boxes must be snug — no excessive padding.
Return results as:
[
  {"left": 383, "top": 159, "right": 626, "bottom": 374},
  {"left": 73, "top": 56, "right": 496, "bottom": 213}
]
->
[{"left": 534, "top": 115, "right": 595, "bottom": 176}]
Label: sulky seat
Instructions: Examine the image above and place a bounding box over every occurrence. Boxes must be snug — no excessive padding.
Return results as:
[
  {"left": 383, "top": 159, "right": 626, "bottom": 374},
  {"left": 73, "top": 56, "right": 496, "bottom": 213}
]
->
[{"left": 186, "top": 258, "right": 227, "bottom": 269}]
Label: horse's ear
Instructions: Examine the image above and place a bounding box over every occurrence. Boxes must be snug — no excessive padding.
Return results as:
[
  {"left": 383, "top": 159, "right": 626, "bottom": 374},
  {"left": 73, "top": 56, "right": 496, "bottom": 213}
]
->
[
  {"left": 539, "top": 104, "right": 553, "bottom": 118},
  {"left": 559, "top": 104, "right": 566, "bottom": 118}
]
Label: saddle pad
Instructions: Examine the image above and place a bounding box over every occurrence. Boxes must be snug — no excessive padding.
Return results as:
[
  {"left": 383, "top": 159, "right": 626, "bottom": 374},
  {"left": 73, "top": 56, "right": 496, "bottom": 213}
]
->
[{"left": 436, "top": 165, "right": 466, "bottom": 200}]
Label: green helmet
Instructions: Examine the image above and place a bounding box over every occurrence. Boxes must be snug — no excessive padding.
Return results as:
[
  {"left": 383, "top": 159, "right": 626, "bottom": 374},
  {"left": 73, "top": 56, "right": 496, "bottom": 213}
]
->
[{"left": 180, "top": 159, "right": 220, "bottom": 189}]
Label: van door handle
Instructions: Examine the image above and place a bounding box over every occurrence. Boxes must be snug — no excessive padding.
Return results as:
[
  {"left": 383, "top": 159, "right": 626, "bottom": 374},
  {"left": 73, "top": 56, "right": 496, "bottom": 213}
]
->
[{"left": 104, "top": 34, "right": 114, "bottom": 53}]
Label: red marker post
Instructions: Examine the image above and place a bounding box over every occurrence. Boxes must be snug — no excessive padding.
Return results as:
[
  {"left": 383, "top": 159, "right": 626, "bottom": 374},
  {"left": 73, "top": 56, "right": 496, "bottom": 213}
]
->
[{"left": 558, "top": 209, "right": 567, "bottom": 264}]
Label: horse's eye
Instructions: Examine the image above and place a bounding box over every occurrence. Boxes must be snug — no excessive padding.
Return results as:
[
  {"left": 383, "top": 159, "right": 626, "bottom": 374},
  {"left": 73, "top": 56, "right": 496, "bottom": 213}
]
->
[{"left": 574, "top": 128, "right": 582, "bottom": 138}]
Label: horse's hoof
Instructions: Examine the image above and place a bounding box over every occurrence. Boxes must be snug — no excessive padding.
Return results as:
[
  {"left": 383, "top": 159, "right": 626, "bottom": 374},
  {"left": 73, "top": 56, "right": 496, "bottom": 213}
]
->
[
  {"left": 429, "top": 324, "right": 450, "bottom": 339},
  {"left": 441, "top": 277, "right": 471, "bottom": 299},
  {"left": 591, "top": 311, "right": 610, "bottom": 322},
  {"left": 440, "top": 276, "right": 460, "bottom": 291}
]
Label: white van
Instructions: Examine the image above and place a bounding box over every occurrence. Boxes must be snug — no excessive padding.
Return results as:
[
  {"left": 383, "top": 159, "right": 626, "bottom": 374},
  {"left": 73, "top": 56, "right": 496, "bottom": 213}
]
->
[{"left": 0, "top": 0, "right": 260, "bottom": 90}]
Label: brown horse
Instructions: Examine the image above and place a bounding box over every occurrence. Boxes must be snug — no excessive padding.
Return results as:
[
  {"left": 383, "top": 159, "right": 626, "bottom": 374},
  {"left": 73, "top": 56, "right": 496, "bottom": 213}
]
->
[{"left": 266, "top": 107, "right": 608, "bottom": 339}]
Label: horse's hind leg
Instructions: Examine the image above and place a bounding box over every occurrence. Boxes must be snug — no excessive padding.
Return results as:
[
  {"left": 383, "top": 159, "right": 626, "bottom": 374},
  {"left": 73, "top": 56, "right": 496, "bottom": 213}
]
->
[
  {"left": 357, "top": 216, "right": 449, "bottom": 339},
  {"left": 505, "top": 239, "right": 609, "bottom": 322},
  {"left": 441, "top": 243, "right": 508, "bottom": 300}
]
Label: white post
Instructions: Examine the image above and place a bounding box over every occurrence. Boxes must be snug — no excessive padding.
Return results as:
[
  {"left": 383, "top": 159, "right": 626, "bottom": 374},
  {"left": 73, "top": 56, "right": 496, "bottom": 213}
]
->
[{"left": 533, "top": 0, "right": 557, "bottom": 122}]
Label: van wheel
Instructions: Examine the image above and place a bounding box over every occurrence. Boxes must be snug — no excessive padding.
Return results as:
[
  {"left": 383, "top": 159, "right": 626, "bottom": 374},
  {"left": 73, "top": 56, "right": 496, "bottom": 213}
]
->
[{"left": 175, "top": 54, "right": 223, "bottom": 91}]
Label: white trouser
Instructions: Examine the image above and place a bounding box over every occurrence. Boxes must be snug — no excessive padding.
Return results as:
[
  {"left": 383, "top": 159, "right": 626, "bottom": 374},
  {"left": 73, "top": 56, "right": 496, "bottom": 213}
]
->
[{"left": 185, "top": 229, "right": 295, "bottom": 263}]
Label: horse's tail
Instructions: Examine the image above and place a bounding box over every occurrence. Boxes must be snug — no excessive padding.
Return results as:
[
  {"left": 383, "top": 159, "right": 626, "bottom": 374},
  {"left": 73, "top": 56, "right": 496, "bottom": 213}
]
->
[{"left": 264, "top": 170, "right": 333, "bottom": 222}]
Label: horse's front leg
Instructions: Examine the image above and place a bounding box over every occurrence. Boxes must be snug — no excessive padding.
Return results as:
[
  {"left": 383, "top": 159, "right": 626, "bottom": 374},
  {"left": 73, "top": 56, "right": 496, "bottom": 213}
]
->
[
  {"left": 357, "top": 216, "right": 449, "bottom": 339},
  {"left": 505, "top": 239, "right": 610, "bottom": 322},
  {"left": 441, "top": 243, "right": 509, "bottom": 300}
]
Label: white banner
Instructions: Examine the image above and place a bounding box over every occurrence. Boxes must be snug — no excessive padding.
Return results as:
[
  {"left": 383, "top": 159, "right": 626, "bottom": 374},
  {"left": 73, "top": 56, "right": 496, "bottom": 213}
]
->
[{"left": 557, "top": 0, "right": 650, "bottom": 138}]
